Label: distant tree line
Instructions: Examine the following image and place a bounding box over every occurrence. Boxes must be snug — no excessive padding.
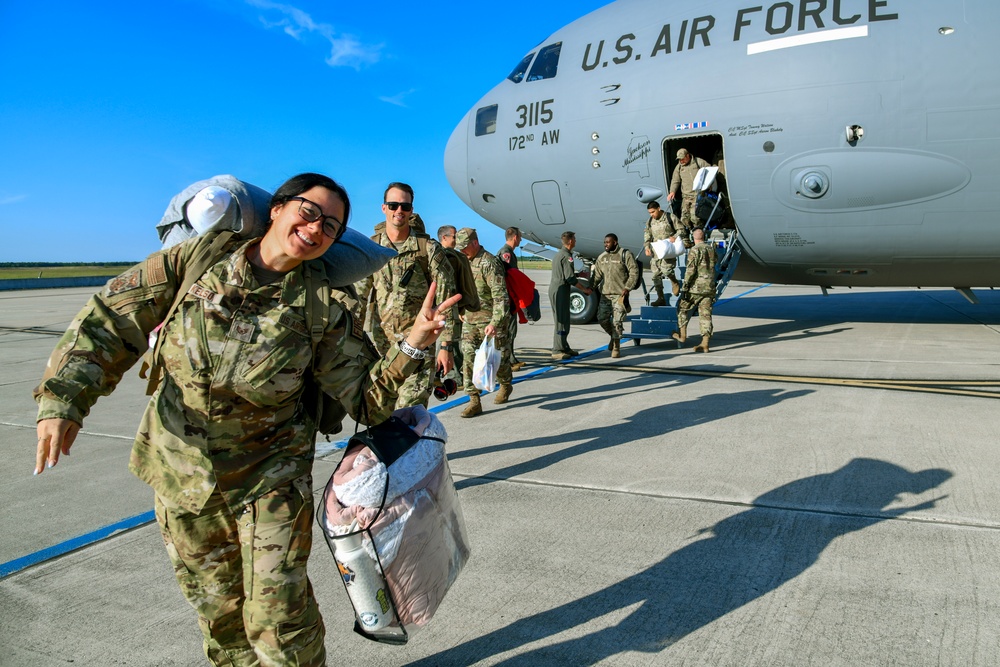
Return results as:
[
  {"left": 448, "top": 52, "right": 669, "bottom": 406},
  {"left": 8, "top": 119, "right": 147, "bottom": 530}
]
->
[{"left": 0, "top": 262, "right": 138, "bottom": 268}]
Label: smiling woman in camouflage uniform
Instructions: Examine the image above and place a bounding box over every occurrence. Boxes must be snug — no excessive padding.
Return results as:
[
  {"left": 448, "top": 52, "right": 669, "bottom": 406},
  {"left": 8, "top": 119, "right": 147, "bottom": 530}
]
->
[{"left": 32, "top": 173, "right": 459, "bottom": 667}]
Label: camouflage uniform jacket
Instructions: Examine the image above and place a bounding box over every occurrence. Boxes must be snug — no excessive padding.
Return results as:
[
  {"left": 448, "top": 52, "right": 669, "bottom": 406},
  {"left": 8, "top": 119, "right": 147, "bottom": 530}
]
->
[
  {"left": 34, "top": 237, "right": 421, "bottom": 514},
  {"left": 464, "top": 247, "right": 509, "bottom": 329},
  {"left": 592, "top": 246, "right": 640, "bottom": 297},
  {"left": 682, "top": 241, "right": 719, "bottom": 296},
  {"left": 356, "top": 230, "right": 457, "bottom": 347},
  {"left": 669, "top": 157, "right": 711, "bottom": 198},
  {"left": 643, "top": 213, "right": 681, "bottom": 252}
]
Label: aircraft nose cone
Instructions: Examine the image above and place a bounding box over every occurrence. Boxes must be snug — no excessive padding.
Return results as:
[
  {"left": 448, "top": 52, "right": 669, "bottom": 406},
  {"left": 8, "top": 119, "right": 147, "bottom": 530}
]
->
[{"left": 444, "top": 113, "right": 470, "bottom": 207}]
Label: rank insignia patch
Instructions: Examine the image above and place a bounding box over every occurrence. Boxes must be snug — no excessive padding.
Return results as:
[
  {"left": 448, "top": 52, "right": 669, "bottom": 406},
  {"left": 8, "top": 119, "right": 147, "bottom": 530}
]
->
[
  {"left": 229, "top": 319, "right": 255, "bottom": 343},
  {"left": 106, "top": 268, "right": 142, "bottom": 297}
]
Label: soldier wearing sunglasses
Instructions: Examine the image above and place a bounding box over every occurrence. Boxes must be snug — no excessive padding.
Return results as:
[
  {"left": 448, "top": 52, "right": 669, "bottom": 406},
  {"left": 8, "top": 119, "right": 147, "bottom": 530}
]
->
[{"left": 356, "top": 182, "right": 458, "bottom": 408}]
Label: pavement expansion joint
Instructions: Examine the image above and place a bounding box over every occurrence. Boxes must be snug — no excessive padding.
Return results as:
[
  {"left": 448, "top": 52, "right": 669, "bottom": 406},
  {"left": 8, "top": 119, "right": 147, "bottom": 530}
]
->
[{"left": 449, "top": 472, "right": 1000, "bottom": 532}]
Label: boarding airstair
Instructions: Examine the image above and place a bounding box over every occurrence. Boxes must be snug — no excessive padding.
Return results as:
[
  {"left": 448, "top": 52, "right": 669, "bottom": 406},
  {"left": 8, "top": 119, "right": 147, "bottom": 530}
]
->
[{"left": 622, "top": 188, "right": 742, "bottom": 346}]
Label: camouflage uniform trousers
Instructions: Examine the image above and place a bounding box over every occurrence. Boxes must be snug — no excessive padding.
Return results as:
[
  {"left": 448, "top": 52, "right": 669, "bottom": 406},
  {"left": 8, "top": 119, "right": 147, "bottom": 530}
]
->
[
  {"left": 155, "top": 475, "right": 325, "bottom": 667},
  {"left": 394, "top": 360, "right": 434, "bottom": 409},
  {"left": 649, "top": 256, "right": 678, "bottom": 292},
  {"left": 597, "top": 296, "right": 629, "bottom": 342},
  {"left": 680, "top": 196, "right": 702, "bottom": 231},
  {"left": 677, "top": 292, "right": 714, "bottom": 338},
  {"left": 460, "top": 320, "right": 512, "bottom": 395}
]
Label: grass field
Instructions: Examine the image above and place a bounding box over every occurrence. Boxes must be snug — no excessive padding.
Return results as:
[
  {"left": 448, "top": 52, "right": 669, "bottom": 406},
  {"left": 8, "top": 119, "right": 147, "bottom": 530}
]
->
[
  {"left": 0, "top": 266, "right": 130, "bottom": 280},
  {"left": 516, "top": 257, "right": 552, "bottom": 270}
]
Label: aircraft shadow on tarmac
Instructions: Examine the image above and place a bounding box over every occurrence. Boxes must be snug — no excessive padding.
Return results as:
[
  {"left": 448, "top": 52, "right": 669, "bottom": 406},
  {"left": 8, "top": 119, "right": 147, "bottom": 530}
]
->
[
  {"left": 717, "top": 289, "right": 1000, "bottom": 325},
  {"left": 453, "top": 376, "right": 805, "bottom": 489},
  {"left": 409, "top": 459, "right": 952, "bottom": 667}
]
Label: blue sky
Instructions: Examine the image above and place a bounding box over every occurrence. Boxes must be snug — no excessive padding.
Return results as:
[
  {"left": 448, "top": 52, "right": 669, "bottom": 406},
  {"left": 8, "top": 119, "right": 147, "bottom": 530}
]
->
[{"left": 0, "top": 0, "right": 610, "bottom": 262}]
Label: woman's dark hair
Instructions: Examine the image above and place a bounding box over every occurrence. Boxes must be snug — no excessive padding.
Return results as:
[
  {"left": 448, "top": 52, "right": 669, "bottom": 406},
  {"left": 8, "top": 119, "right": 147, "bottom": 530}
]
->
[{"left": 270, "top": 173, "right": 351, "bottom": 236}]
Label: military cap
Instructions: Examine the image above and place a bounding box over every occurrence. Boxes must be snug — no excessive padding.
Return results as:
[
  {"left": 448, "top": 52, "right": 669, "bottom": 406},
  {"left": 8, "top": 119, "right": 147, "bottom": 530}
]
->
[
  {"left": 455, "top": 227, "right": 478, "bottom": 250},
  {"left": 676, "top": 148, "right": 690, "bottom": 158}
]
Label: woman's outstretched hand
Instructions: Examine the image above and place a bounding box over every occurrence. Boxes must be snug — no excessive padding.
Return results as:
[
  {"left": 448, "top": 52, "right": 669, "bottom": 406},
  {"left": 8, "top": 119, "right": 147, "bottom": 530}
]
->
[{"left": 405, "top": 281, "right": 461, "bottom": 351}]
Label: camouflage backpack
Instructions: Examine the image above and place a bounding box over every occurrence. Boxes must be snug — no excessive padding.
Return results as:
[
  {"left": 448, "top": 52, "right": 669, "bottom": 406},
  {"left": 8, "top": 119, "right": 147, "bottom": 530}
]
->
[{"left": 371, "top": 227, "right": 481, "bottom": 315}]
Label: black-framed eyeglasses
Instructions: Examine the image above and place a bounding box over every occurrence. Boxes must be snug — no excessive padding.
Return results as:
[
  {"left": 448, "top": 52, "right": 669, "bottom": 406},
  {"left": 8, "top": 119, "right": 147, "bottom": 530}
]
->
[
  {"left": 289, "top": 197, "right": 343, "bottom": 239},
  {"left": 384, "top": 201, "right": 413, "bottom": 212}
]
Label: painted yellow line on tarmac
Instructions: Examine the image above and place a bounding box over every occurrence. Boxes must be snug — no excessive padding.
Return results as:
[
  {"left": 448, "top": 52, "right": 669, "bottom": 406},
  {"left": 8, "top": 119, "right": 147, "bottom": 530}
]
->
[{"left": 569, "top": 362, "right": 1000, "bottom": 399}]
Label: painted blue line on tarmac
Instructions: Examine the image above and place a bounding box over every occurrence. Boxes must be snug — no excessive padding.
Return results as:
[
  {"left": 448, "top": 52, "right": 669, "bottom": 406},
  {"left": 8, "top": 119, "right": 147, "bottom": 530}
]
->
[
  {"left": 0, "top": 510, "right": 155, "bottom": 579},
  {"left": 718, "top": 283, "right": 772, "bottom": 305},
  {"left": 315, "top": 346, "right": 604, "bottom": 456},
  {"left": 5, "top": 299, "right": 754, "bottom": 577}
]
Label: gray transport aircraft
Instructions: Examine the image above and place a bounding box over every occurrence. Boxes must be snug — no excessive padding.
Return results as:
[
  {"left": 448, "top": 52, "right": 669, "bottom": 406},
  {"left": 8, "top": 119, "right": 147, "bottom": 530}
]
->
[{"left": 444, "top": 0, "right": 1000, "bottom": 319}]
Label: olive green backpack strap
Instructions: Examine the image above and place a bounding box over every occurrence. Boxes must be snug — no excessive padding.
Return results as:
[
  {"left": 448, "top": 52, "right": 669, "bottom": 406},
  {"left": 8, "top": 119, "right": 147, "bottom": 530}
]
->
[
  {"left": 304, "top": 263, "right": 352, "bottom": 438},
  {"left": 143, "top": 230, "right": 238, "bottom": 395},
  {"left": 414, "top": 235, "right": 432, "bottom": 282}
]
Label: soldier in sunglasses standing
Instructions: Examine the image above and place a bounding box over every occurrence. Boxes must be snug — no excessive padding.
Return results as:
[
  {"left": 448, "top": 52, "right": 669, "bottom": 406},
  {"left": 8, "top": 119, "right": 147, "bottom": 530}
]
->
[{"left": 356, "top": 182, "right": 458, "bottom": 407}]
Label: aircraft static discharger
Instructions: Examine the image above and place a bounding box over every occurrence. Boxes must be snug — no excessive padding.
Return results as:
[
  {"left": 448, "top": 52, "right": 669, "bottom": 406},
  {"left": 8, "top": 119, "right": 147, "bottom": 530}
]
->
[{"left": 444, "top": 0, "right": 1000, "bottom": 316}]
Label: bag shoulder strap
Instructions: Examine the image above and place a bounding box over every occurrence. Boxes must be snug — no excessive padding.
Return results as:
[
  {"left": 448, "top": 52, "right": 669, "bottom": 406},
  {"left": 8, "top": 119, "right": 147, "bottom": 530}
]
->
[
  {"left": 414, "top": 235, "right": 432, "bottom": 283},
  {"left": 144, "top": 230, "right": 237, "bottom": 395},
  {"left": 372, "top": 229, "right": 433, "bottom": 284}
]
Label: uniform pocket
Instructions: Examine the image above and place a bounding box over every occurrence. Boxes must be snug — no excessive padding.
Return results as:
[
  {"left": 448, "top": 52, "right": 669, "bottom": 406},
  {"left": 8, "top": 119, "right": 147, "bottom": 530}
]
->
[
  {"left": 163, "top": 296, "right": 212, "bottom": 373},
  {"left": 244, "top": 477, "right": 314, "bottom": 614},
  {"left": 233, "top": 315, "right": 312, "bottom": 408}
]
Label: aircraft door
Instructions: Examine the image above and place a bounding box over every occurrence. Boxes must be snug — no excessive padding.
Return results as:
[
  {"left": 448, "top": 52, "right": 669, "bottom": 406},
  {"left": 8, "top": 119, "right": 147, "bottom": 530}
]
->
[
  {"left": 661, "top": 133, "right": 733, "bottom": 231},
  {"left": 531, "top": 180, "right": 566, "bottom": 225}
]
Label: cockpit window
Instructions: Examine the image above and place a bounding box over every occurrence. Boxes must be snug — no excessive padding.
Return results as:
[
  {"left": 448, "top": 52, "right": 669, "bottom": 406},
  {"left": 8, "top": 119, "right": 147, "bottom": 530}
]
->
[
  {"left": 506, "top": 52, "right": 535, "bottom": 84},
  {"left": 475, "top": 105, "right": 498, "bottom": 137},
  {"left": 527, "top": 42, "right": 561, "bottom": 82}
]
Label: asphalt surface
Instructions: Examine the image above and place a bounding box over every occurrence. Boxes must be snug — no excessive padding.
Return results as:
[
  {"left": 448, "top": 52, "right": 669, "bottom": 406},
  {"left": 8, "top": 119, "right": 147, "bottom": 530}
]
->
[{"left": 2, "top": 271, "right": 1000, "bottom": 666}]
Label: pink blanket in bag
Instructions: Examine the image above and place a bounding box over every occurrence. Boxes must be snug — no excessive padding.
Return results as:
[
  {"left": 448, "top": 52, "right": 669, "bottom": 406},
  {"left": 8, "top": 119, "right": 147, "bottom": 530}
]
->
[{"left": 322, "top": 406, "right": 470, "bottom": 627}]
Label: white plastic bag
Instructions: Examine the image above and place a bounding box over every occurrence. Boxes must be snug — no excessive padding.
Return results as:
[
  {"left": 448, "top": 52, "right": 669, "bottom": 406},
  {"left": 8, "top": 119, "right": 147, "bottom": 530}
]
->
[
  {"left": 472, "top": 336, "right": 500, "bottom": 393},
  {"left": 652, "top": 237, "right": 686, "bottom": 259}
]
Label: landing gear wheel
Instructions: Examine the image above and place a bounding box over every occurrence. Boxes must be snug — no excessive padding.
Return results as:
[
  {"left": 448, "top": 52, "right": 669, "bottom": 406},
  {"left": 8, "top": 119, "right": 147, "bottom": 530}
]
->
[{"left": 569, "top": 285, "right": 598, "bottom": 324}]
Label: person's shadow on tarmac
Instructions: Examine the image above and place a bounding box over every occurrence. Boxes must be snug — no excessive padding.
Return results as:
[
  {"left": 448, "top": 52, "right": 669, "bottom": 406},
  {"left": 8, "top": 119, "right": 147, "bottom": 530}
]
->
[
  {"left": 453, "top": 384, "right": 806, "bottom": 490},
  {"left": 407, "top": 458, "right": 951, "bottom": 666}
]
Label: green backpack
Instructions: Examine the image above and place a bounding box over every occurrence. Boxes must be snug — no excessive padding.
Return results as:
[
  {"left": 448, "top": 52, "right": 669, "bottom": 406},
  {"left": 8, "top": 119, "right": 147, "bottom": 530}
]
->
[{"left": 372, "top": 227, "right": 480, "bottom": 315}]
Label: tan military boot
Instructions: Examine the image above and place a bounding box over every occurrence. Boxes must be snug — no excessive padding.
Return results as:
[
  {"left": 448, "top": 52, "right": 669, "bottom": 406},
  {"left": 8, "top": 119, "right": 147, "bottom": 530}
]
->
[
  {"left": 650, "top": 286, "right": 667, "bottom": 307},
  {"left": 494, "top": 383, "right": 513, "bottom": 404},
  {"left": 669, "top": 276, "right": 680, "bottom": 296},
  {"left": 461, "top": 394, "right": 483, "bottom": 417},
  {"left": 610, "top": 339, "right": 621, "bottom": 358},
  {"left": 510, "top": 361, "right": 526, "bottom": 372},
  {"left": 694, "top": 335, "right": 711, "bottom": 353},
  {"left": 671, "top": 329, "right": 687, "bottom": 345}
]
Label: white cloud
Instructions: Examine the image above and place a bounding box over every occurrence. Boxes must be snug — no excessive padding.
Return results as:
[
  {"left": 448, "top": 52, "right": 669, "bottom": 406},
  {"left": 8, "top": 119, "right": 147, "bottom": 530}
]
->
[
  {"left": 0, "top": 194, "right": 27, "bottom": 205},
  {"left": 245, "top": 0, "right": 383, "bottom": 69},
  {"left": 379, "top": 89, "right": 417, "bottom": 108}
]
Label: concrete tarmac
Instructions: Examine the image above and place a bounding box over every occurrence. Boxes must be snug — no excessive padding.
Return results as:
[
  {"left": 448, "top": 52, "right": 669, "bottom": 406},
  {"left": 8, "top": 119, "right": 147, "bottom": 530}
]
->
[{"left": 2, "top": 272, "right": 1000, "bottom": 666}]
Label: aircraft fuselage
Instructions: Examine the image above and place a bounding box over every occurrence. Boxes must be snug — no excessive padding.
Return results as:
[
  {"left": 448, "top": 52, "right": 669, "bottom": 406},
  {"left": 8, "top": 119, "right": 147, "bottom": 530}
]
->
[{"left": 445, "top": 0, "right": 1000, "bottom": 288}]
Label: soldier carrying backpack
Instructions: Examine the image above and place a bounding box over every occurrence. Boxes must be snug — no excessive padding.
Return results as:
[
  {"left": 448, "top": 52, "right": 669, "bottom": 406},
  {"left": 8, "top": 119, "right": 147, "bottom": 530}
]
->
[
  {"left": 355, "top": 182, "right": 477, "bottom": 408},
  {"left": 34, "top": 172, "right": 461, "bottom": 666}
]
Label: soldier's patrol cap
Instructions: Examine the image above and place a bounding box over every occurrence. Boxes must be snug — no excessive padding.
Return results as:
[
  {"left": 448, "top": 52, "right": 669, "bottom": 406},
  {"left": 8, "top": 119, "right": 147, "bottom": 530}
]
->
[
  {"left": 676, "top": 148, "right": 690, "bottom": 158},
  {"left": 455, "top": 227, "right": 478, "bottom": 250}
]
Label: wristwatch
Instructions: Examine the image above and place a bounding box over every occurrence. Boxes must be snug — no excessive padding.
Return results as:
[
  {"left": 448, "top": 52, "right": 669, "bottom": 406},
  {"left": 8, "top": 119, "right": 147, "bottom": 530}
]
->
[{"left": 398, "top": 340, "right": 428, "bottom": 360}]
